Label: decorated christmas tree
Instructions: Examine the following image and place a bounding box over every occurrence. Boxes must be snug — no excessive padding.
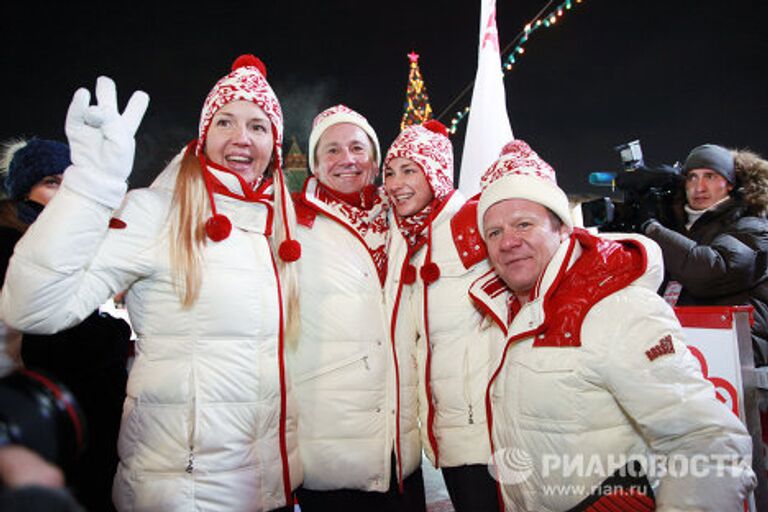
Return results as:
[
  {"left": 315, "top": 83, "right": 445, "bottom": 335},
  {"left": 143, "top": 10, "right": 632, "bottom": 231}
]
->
[{"left": 400, "top": 51, "right": 433, "bottom": 131}]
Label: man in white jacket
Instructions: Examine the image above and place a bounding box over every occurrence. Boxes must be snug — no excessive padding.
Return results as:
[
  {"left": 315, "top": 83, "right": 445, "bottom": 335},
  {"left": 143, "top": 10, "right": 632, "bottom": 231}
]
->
[
  {"left": 289, "top": 106, "right": 424, "bottom": 511},
  {"left": 471, "top": 140, "right": 756, "bottom": 511}
]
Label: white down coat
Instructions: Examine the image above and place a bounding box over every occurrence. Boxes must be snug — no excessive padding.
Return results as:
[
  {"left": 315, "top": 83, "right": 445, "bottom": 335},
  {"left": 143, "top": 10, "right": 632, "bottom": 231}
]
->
[
  {"left": 386, "top": 192, "right": 494, "bottom": 468},
  {"left": 0, "top": 162, "right": 301, "bottom": 511},
  {"left": 470, "top": 230, "right": 756, "bottom": 512},
  {"left": 289, "top": 177, "right": 421, "bottom": 492}
]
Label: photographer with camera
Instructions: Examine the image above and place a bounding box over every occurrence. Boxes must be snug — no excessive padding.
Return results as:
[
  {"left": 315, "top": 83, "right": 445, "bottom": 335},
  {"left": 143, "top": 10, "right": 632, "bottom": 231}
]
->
[{"left": 640, "top": 144, "right": 768, "bottom": 367}]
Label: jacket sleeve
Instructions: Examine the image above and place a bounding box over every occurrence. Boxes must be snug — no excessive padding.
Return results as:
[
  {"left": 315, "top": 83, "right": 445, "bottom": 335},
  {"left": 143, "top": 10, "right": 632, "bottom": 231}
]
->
[
  {"left": 0, "top": 185, "right": 159, "bottom": 334},
  {"left": 583, "top": 287, "right": 756, "bottom": 511},
  {"left": 646, "top": 220, "right": 767, "bottom": 297}
]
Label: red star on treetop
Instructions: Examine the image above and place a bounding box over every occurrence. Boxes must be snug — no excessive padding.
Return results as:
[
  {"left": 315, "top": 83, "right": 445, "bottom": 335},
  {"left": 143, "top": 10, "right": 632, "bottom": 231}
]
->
[{"left": 407, "top": 51, "right": 420, "bottom": 63}]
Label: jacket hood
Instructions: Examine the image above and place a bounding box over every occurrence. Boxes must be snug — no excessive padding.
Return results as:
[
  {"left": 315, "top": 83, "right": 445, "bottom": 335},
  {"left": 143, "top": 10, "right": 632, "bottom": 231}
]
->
[
  {"left": 597, "top": 231, "right": 664, "bottom": 293},
  {"left": 733, "top": 149, "right": 768, "bottom": 216}
]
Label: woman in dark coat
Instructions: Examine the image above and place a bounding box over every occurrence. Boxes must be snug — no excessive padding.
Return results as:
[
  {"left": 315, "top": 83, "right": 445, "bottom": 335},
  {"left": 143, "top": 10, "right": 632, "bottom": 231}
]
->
[{"left": 1, "top": 137, "right": 131, "bottom": 511}]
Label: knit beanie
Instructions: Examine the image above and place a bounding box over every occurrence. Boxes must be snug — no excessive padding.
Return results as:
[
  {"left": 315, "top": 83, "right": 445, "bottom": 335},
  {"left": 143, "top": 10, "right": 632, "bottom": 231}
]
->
[
  {"left": 682, "top": 143, "right": 735, "bottom": 184},
  {"left": 197, "top": 54, "right": 283, "bottom": 165},
  {"left": 2, "top": 138, "right": 71, "bottom": 199},
  {"left": 307, "top": 104, "right": 380, "bottom": 172},
  {"left": 196, "top": 54, "right": 299, "bottom": 260},
  {"left": 477, "top": 140, "right": 573, "bottom": 237},
  {"left": 383, "top": 120, "right": 453, "bottom": 201}
]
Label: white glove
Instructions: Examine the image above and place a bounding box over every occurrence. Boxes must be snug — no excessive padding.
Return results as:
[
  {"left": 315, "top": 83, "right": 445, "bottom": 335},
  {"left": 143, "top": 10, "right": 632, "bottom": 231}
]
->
[{"left": 63, "top": 76, "right": 150, "bottom": 208}]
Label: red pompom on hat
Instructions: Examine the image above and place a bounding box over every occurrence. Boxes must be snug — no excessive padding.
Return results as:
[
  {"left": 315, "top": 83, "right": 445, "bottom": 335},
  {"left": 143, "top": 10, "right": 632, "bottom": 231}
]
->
[
  {"left": 231, "top": 54, "right": 267, "bottom": 77},
  {"left": 205, "top": 214, "right": 233, "bottom": 242},
  {"left": 420, "top": 262, "right": 441, "bottom": 284},
  {"left": 422, "top": 120, "right": 449, "bottom": 137},
  {"left": 500, "top": 140, "right": 521, "bottom": 155}
]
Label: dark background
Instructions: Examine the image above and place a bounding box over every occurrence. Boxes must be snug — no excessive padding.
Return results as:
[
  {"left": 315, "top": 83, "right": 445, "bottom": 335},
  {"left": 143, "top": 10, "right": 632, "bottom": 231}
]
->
[{"left": 2, "top": 0, "right": 765, "bottom": 194}]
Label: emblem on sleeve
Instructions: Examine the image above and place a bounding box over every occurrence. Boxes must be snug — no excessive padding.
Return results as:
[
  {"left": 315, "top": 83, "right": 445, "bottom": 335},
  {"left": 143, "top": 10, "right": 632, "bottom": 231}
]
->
[{"left": 646, "top": 334, "right": 675, "bottom": 361}]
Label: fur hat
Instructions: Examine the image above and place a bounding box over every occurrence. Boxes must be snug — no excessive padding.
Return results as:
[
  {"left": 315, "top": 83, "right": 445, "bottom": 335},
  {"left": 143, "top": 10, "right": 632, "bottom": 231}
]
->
[
  {"left": 682, "top": 143, "right": 735, "bottom": 184},
  {"left": 2, "top": 138, "right": 70, "bottom": 199},
  {"left": 477, "top": 140, "right": 572, "bottom": 237},
  {"left": 383, "top": 120, "right": 453, "bottom": 201},
  {"left": 307, "top": 104, "right": 380, "bottom": 172}
]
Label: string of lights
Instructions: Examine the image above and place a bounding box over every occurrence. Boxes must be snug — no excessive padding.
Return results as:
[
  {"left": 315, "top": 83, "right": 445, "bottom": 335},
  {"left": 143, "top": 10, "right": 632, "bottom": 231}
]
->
[{"left": 446, "top": 0, "right": 587, "bottom": 134}]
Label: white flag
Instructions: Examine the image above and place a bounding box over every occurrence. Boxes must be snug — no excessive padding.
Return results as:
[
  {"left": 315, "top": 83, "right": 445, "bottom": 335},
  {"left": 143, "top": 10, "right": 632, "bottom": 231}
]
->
[{"left": 458, "top": 0, "right": 514, "bottom": 198}]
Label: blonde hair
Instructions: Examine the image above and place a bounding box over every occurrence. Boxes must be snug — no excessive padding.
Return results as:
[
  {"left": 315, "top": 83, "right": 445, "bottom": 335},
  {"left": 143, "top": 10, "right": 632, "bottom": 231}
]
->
[
  {"left": 168, "top": 149, "right": 300, "bottom": 340},
  {"left": 168, "top": 150, "right": 207, "bottom": 307},
  {"left": 271, "top": 166, "right": 301, "bottom": 344}
]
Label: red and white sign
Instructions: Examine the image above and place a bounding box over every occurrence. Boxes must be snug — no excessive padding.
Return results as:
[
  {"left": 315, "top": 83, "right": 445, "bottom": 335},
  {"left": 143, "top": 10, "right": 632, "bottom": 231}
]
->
[
  {"left": 675, "top": 305, "right": 758, "bottom": 512},
  {"left": 676, "top": 306, "right": 753, "bottom": 420}
]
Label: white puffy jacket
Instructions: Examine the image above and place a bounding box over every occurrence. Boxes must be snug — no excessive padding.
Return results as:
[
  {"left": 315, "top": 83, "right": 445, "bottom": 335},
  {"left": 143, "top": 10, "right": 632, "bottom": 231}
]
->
[
  {"left": 386, "top": 192, "right": 494, "bottom": 468},
  {"left": 289, "top": 177, "right": 421, "bottom": 492},
  {"left": 470, "top": 230, "right": 756, "bottom": 512},
  {"left": 0, "top": 162, "right": 301, "bottom": 511}
]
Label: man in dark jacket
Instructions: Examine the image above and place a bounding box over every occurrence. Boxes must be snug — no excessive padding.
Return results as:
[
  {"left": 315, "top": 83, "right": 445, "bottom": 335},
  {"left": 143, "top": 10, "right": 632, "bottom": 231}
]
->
[{"left": 642, "top": 144, "right": 768, "bottom": 366}]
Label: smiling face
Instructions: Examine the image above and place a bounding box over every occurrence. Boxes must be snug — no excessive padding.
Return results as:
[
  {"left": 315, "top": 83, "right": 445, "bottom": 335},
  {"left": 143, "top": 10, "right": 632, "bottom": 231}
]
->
[
  {"left": 204, "top": 100, "right": 274, "bottom": 185},
  {"left": 314, "top": 123, "right": 377, "bottom": 195},
  {"left": 685, "top": 168, "right": 733, "bottom": 210},
  {"left": 483, "top": 198, "right": 569, "bottom": 301},
  {"left": 383, "top": 157, "right": 434, "bottom": 217}
]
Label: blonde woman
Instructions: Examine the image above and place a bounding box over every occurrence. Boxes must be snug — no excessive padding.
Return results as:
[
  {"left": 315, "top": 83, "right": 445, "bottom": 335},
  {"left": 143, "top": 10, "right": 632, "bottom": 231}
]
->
[{"left": 0, "top": 55, "right": 302, "bottom": 511}]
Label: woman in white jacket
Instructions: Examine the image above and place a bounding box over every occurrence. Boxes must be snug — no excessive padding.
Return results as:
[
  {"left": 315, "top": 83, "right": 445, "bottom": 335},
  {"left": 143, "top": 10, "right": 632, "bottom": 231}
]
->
[
  {"left": 0, "top": 55, "right": 302, "bottom": 511},
  {"left": 383, "top": 121, "right": 499, "bottom": 511}
]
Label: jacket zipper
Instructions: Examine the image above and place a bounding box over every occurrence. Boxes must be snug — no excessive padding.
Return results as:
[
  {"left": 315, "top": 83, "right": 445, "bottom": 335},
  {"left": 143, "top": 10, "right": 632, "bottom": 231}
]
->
[{"left": 186, "top": 448, "right": 195, "bottom": 474}]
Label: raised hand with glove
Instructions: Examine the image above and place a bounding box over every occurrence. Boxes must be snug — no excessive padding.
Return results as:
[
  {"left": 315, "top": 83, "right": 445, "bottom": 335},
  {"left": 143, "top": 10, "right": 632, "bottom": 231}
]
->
[{"left": 63, "top": 76, "right": 149, "bottom": 209}]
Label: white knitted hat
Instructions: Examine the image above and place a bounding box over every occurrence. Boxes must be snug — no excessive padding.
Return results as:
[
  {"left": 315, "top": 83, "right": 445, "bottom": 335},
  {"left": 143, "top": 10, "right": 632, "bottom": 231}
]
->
[{"left": 477, "top": 140, "right": 573, "bottom": 237}]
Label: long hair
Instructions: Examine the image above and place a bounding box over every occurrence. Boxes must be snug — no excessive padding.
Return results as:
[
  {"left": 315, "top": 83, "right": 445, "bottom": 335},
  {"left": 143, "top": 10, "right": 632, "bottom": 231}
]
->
[
  {"left": 167, "top": 148, "right": 301, "bottom": 340},
  {"left": 168, "top": 149, "right": 208, "bottom": 308},
  {"left": 271, "top": 166, "right": 301, "bottom": 343}
]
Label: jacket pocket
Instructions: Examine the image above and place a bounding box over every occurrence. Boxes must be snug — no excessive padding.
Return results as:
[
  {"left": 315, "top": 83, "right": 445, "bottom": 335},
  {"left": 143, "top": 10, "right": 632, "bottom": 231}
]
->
[
  {"left": 512, "top": 356, "right": 579, "bottom": 425},
  {"left": 293, "top": 351, "right": 371, "bottom": 384},
  {"left": 433, "top": 259, "right": 473, "bottom": 278}
]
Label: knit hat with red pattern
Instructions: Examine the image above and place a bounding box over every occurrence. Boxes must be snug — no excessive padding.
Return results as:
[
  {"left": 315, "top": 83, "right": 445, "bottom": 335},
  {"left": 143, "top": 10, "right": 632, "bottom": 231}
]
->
[
  {"left": 477, "top": 139, "right": 572, "bottom": 237},
  {"left": 307, "top": 104, "right": 380, "bottom": 172},
  {"left": 197, "top": 55, "right": 283, "bottom": 163},
  {"left": 195, "top": 54, "right": 299, "bottom": 261},
  {"left": 383, "top": 120, "right": 453, "bottom": 201}
]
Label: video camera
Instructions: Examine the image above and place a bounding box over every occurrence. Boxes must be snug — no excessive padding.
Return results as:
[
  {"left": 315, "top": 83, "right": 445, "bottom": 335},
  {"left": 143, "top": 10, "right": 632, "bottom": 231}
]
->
[
  {"left": 581, "top": 140, "right": 683, "bottom": 232},
  {"left": 0, "top": 369, "right": 87, "bottom": 469}
]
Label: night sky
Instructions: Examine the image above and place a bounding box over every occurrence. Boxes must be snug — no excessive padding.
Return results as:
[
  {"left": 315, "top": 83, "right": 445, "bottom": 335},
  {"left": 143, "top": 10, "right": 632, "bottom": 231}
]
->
[{"left": 2, "top": 0, "right": 766, "bottom": 195}]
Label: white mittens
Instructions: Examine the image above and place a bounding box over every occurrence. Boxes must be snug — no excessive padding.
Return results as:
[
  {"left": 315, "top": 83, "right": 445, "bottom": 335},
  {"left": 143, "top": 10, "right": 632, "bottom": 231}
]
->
[{"left": 63, "top": 76, "right": 150, "bottom": 209}]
